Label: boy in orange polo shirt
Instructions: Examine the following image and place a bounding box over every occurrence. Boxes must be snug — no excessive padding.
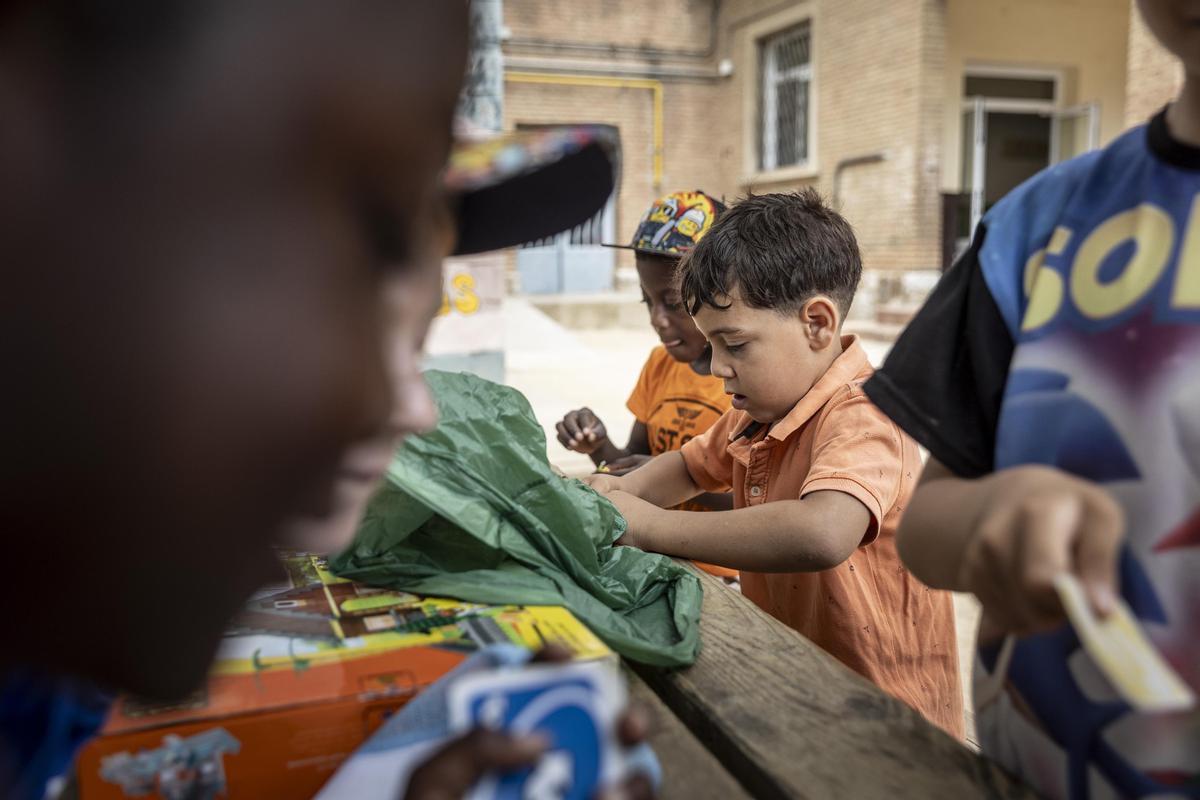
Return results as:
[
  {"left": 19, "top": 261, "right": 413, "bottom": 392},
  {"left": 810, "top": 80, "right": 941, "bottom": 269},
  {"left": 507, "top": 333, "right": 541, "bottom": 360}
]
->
[{"left": 587, "top": 190, "right": 963, "bottom": 738}]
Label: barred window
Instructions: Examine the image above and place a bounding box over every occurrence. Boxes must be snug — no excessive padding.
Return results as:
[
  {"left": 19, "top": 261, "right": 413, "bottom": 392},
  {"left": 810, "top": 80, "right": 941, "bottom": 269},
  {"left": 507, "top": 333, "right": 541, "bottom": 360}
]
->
[{"left": 759, "top": 23, "right": 812, "bottom": 171}]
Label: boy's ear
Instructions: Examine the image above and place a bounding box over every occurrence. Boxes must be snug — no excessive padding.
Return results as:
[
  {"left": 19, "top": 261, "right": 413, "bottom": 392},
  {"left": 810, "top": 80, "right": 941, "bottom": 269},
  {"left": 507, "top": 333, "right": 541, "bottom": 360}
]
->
[{"left": 801, "top": 296, "right": 840, "bottom": 350}]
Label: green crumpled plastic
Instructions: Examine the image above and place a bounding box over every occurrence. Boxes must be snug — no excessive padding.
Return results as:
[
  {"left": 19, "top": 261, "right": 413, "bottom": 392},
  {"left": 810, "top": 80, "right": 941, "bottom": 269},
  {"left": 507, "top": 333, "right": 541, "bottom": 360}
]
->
[{"left": 329, "top": 370, "right": 702, "bottom": 667}]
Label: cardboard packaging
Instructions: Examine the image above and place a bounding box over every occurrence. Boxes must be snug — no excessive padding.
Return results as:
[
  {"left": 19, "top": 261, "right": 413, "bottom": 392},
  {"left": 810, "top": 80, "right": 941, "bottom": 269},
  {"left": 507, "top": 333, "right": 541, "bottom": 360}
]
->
[{"left": 76, "top": 553, "right": 611, "bottom": 799}]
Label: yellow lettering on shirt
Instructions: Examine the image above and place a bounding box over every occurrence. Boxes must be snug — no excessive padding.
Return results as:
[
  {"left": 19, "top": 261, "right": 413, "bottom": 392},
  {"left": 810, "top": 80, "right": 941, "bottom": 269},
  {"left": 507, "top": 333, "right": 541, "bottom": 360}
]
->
[
  {"left": 1021, "top": 226, "right": 1072, "bottom": 332},
  {"left": 1172, "top": 195, "right": 1200, "bottom": 309},
  {"left": 1070, "top": 204, "right": 1174, "bottom": 320}
]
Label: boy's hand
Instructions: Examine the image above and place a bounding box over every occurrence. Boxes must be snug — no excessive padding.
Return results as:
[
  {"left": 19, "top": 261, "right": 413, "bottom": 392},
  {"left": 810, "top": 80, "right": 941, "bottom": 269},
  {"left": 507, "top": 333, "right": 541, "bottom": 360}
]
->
[
  {"left": 605, "top": 454, "right": 653, "bottom": 476},
  {"left": 583, "top": 473, "right": 624, "bottom": 495},
  {"left": 958, "top": 466, "right": 1124, "bottom": 637},
  {"left": 405, "top": 714, "right": 654, "bottom": 800},
  {"left": 404, "top": 645, "right": 655, "bottom": 800},
  {"left": 556, "top": 408, "right": 608, "bottom": 454},
  {"left": 404, "top": 728, "right": 547, "bottom": 800},
  {"left": 582, "top": 475, "right": 657, "bottom": 546},
  {"left": 605, "top": 490, "right": 661, "bottom": 549}
]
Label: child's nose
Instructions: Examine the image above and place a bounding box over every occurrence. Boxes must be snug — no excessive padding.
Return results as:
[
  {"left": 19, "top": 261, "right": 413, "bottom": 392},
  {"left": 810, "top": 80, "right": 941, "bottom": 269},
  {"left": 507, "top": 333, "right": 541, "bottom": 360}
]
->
[
  {"left": 388, "top": 366, "right": 438, "bottom": 439},
  {"left": 709, "top": 354, "right": 735, "bottom": 379}
]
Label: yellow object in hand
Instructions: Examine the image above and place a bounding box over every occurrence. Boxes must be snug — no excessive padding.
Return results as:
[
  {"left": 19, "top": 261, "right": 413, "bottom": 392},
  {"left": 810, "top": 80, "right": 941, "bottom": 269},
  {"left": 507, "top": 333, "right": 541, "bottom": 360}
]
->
[{"left": 1054, "top": 573, "right": 1195, "bottom": 713}]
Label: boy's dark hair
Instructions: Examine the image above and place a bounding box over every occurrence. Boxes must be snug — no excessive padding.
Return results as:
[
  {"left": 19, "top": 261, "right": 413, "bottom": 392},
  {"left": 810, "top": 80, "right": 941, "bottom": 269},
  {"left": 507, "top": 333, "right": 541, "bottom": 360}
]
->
[{"left": 678, "top": 189, "right": 861, "bottom": 317}]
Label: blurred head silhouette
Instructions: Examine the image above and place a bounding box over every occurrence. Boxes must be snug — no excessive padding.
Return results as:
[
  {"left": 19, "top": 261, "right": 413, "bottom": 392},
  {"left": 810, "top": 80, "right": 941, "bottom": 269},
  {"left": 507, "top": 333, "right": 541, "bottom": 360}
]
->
[{"left": 0, "top": 0, "right": 468, "bottom": 699}]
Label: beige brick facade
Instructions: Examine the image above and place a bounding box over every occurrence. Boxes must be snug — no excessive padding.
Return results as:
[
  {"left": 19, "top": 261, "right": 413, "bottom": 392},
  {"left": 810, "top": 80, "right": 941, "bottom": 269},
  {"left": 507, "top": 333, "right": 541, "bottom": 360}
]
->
[
  {"left": 502, "top": 0, "right": 1135, "bottom": 304},
  {"left": 703, "top": 0, "right": 950, "bottom": 275},
  {"left": 505, "top": 0, "right": 716, "bottom": 55},
  {"left": 1124, "top": 2, "right": 1183, "bottom": 128},
  {"left": 504, "top": 0, "right": 948, "bottom": 279},
  {"left": 504, "top": 0, "right": 726, "bottom": 273}
]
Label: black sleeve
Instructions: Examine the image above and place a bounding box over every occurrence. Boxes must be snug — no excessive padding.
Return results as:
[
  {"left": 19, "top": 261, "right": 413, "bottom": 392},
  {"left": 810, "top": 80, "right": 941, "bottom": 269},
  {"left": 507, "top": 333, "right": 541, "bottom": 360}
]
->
[{"left": 863, "top": 225, "right": 1013, "bottom": 478}]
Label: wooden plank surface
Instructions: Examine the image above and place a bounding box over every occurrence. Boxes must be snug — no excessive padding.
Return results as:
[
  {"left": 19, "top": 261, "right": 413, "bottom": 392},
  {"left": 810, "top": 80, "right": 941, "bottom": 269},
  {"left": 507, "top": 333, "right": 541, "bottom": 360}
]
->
[
  {"left": 624, "top": 666, "right": 752, "bottom": 800},
  {"left": 634, "top": 567, "right": 1038, "bottom": 800},
  {"left": 61, "top": 673, "right": 749, "bottom": 800}
]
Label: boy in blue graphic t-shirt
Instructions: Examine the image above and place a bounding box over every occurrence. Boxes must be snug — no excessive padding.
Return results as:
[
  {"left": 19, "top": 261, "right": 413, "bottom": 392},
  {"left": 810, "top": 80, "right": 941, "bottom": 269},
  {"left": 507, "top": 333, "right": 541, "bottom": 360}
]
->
[{"left": 865, "top": 1, "right": 1200, "bottom": 797}]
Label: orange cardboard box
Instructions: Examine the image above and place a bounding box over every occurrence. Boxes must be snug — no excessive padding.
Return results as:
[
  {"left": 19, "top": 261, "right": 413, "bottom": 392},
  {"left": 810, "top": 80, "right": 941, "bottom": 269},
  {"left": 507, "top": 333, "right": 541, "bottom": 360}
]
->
[{"left": 76, "top": 554, "right": 611, "bottom": 799}]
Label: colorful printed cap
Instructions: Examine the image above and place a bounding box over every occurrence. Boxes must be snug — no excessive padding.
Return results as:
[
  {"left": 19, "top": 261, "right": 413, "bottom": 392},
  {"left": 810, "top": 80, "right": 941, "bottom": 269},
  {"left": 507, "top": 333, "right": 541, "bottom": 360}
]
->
[
  {"left": 445, "top": 125, "right": 619, "bottom": 256},
  {"left": 607, "top": 190, "right": 726, "bottom": 257}
]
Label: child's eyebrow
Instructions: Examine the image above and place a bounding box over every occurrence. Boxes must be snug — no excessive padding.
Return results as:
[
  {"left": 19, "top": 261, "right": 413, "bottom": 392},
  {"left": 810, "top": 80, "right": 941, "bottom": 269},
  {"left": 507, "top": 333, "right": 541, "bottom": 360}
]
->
[{"left": 706, "top": 326, "right": 745, "bottom": 338}]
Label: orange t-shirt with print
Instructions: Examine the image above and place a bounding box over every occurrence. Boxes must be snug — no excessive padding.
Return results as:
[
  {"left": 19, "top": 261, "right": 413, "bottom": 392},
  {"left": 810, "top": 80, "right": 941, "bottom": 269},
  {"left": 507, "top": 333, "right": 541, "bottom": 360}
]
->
[
  {"left": 679, "top": 337, "right": 964, "bottom": 738},
  {"left": 626, "top": 346, "right": 737, "bottom": 579}
]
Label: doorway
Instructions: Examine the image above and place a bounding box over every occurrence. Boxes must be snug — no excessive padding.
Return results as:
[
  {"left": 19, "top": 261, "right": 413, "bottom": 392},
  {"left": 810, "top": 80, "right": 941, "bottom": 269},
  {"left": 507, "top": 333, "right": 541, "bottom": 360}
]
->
[{"left": 954, "top": 69, "right": 1099, "bottom": 258}]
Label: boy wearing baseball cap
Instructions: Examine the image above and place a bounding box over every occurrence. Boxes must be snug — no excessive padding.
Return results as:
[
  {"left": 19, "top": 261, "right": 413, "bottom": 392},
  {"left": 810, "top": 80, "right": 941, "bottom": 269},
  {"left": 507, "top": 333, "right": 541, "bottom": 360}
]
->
[{"left": 556, "top": 190, "right": 738, "bottom": 579}]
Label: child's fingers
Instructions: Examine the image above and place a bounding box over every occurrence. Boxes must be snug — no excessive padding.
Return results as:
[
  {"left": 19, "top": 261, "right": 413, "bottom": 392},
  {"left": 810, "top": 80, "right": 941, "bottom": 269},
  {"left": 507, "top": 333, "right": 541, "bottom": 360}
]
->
[
  {"left": 961, "top": 531, "right": 1025, "bottom": 634},
  {"left": 965, "top": 510, "right": 1036, "bottom": 631},
  {"left": 405, "top": 728, "right": 548, "bottom": 799},
  {"left": 624, "top": 774, "right": 656, "bottom": 800},
  {"left": 577, "top": 410, "right": 605, "bottom": 443},
  {"left": 531, "top": 643, "right": 573, "bottom": 664},
  {"left": 964, "top": 495, "right": 1074, "bottom": 635},
  {"left": 1075, "top": 492, "right": 1124, "bottom": 617},
  {"left": 562, "top": 412, "right": 586, "bottom": 442},
  {"left": 616, "top": 704, "right": 651, "bottom": 746},
  {"left": 1015, "top": 493, "right": 1083, "bottom": 629},
  {"left": 595, "top": 774, "right": 655, "bottom": 800},
  {"left": 555, "top": 421, "right": 578, "bottom": 450},
  {"left": 574, "top": 409, "right": 595, "bottom": 438},
  {"left": 584, "top": 474, "right": 621, "bottom": 495}
]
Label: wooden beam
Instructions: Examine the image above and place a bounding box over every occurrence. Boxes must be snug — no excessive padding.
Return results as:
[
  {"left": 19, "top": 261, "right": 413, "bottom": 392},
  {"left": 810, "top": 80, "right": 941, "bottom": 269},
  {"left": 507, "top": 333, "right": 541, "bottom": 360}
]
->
[
  {"left": 633, "top": 566, "right": 1037, "bottom": 800},
  {"left": 624, "top": 667, "right": 752, "bottom": 799}
]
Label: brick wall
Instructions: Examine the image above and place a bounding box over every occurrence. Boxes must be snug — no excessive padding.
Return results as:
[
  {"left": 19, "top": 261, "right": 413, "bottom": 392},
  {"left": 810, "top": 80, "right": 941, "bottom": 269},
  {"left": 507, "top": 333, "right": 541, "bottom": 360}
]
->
[
  {"left": 503, "top": 0, "right": 946, "bottom": 280},
  {"left": 1124, "top": 2, "right": 1184, "bottom": 128},
  {"left": 503, "top": 79, "right": 732, "bottom": 270},
  {"left": 714, "top": 0, "right": 946, "bottom": 274},
  {"left": 503, "top": 0, "right": 727, "bottom": 272},
  {"left": 505, "top": 0, "right": 716, "bottom": 56}
]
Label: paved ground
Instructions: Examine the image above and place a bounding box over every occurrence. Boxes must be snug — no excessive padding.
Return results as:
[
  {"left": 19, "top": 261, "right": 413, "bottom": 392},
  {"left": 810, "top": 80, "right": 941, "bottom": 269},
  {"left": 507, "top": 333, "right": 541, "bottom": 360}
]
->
[
  {"left": 501, "top": 296, "right": 979, "bottom": 745},
  {"left": 504, "top": 296, "right": 652, "bottom": 477}
]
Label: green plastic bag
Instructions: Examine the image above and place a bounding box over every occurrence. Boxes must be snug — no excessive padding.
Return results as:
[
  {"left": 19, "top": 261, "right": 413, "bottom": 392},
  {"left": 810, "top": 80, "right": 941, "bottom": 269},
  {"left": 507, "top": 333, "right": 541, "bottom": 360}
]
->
[{"left": 330, "top": 371, "right": 702, "bottom": 667}]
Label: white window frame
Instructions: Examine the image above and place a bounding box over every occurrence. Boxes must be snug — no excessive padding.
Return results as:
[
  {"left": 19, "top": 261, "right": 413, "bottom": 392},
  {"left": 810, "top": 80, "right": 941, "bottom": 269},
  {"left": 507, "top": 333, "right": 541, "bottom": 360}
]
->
[
  {"left": 963, "top": 64, "right": 1062, "bottom": 106},
  {"left": 759, "top": 23, "right": 813, "bottom": 173}
]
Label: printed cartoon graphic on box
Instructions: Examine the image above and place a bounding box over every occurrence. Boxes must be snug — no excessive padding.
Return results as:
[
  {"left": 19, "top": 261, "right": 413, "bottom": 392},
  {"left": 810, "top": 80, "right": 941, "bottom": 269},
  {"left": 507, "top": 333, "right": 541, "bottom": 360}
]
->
[{"left": 99, "top": 728, "right": 239, "bottom": 800}]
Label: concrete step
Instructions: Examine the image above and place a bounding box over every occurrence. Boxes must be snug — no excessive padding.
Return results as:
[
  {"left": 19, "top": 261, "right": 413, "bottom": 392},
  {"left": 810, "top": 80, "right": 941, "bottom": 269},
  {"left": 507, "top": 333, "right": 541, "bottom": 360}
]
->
[{"left": 522, "top": 291, "right": 648, "bottom": 331}]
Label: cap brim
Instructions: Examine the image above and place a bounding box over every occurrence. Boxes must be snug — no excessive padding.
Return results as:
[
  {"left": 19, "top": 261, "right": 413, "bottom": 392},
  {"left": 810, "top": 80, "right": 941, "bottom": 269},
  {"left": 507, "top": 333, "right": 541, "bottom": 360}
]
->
[
  {"left": 446, "top": 126, "right": 619, "bottom": 256},
  {"left": 600, "top": 242, "right": 689, "bottom": 257}
]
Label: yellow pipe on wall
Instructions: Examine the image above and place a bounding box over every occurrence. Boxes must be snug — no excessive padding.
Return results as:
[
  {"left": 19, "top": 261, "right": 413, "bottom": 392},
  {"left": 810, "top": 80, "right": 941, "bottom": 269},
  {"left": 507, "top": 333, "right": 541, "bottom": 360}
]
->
[{"left": 504, "top": 71, "right": 664, "bottom": 189}]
